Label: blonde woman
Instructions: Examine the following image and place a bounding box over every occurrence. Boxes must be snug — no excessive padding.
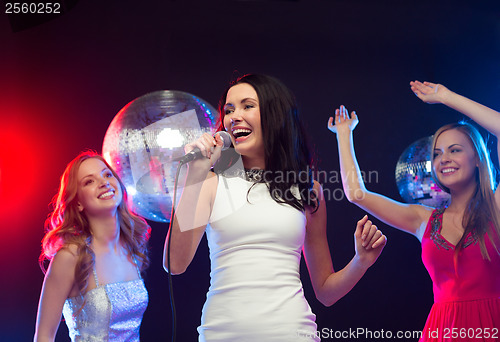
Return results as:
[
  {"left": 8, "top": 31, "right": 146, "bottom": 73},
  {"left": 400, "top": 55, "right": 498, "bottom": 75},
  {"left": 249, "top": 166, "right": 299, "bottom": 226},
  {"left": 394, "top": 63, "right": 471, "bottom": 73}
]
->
[{"left": 329, "top": 81, "right": 500, "bottom": 341}]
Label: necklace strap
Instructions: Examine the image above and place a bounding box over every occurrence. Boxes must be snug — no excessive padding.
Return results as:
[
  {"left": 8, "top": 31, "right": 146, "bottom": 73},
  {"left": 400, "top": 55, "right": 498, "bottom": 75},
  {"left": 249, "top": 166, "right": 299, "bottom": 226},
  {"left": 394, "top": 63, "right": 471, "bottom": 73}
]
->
[
  {"left": 244, "top": 169, "right": 265, "bottom": 183},
  {"left": 221, "top": 167, "right": 266, "bottom": 183}
]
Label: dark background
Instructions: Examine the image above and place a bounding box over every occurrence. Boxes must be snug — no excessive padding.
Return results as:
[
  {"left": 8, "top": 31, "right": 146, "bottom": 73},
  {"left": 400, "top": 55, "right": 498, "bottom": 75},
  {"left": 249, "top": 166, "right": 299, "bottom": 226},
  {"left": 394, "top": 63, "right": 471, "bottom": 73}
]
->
[{"left": 1, "top": 1, "right": 500, "bottom": 341}]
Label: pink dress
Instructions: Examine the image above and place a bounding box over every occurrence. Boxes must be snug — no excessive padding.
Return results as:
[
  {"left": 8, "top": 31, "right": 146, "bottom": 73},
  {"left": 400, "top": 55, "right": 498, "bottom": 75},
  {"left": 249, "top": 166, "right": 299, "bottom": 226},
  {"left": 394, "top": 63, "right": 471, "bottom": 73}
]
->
[{"left": 420, "top": 208, "right": 500, "bottom": 341}]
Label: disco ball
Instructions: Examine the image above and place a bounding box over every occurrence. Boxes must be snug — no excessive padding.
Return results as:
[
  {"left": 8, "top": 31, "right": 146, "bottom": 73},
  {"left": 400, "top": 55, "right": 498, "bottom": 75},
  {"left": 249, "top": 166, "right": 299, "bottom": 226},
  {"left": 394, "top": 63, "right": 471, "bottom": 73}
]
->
[
  {"left": 395, "top": 136, "right": 450, "bottom": 208},
  {"left": 102, "top": 90, "right": 220, "bottom": 222}
]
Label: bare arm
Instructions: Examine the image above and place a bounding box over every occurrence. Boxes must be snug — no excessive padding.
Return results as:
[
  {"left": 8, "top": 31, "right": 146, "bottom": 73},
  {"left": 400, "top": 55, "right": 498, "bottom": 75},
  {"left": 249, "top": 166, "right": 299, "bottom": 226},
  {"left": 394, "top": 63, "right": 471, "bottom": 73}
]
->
[
  {"left": 410, "top": 81, "right": 500, "bottom": 138},
  {"left": 328, "top": 106, "right": 433, "bottom": 239},
  {"left": 303, "top": 182, "right": 387, "bottom": 306},
  {"left": 163, "top": 133, "right": 223, "bottom": 275},
  {"left": 34, "top": 248, "right": 78, "bottom": 342},
  {"left": 411, "top": 80, "right": 500, "bottom": 206}
]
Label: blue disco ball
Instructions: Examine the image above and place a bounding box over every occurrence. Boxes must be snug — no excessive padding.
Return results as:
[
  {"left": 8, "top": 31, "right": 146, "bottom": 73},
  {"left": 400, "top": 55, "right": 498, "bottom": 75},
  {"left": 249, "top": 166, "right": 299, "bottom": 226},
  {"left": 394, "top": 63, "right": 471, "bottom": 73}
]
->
[
  {"left": 395, "top": 136, "right": 450, "bottom": 208},
  {"left": 102, "top": 90, "right": 219, "bottom": 222}
]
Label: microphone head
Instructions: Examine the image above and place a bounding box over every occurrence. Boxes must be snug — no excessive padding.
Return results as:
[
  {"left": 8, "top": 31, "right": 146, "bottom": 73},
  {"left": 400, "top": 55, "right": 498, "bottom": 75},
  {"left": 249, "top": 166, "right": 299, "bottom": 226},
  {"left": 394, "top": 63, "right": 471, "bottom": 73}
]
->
[{"left": 215, "top": 131, "right": 233, "bottom": 151}]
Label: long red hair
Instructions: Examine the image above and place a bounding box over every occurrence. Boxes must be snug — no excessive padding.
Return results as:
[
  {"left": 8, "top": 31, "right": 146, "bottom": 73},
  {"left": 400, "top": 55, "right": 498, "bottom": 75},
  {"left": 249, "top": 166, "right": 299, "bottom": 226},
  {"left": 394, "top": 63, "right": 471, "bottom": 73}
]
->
[{"left": 40, "top": 151, "right": 150, "bottom": 300}]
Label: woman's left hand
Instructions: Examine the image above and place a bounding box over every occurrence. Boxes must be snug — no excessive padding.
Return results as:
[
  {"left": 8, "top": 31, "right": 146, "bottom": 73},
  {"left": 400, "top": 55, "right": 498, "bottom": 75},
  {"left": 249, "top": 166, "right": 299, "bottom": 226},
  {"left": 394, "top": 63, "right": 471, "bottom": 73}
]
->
[{"left": 354, "top": 215, "right": 387, "bottom": 268}]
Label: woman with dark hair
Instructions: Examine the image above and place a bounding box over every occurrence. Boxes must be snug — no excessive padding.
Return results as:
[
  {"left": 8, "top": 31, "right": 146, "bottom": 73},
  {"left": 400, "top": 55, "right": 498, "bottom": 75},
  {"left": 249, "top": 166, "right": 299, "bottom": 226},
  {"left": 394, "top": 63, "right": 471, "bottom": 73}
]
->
[
  {"left": 164, "top": 74, "right": 387, "bottom": 341},
  {"left": 34, "top": 151, "right": 151, "bottom": 342},
  {"left": 329, "top": 81, "right": 500, "bottom": 341}
]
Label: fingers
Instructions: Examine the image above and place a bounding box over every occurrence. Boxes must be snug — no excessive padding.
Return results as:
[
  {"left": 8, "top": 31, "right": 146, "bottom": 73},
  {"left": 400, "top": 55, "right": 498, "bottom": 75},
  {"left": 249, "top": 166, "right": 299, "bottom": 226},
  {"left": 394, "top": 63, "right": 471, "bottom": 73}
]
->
[
  {"left": 328, "top": 105, "right": 358, "bottom": 132},
  {"left": 214, "top": 132, "right": 225, "bottom": 147},
  {"left": 365, "top": 228, "right": 384, "bottom": 249},
  {"left": 371, "top": 233, "right": 387, "bottom": 249},
  {"left": 355, "top": 215, "right": 369, "bottom": 237},
  {"left": 410, "top": 83, "right": 429, "bottom": 100},
  {"left": 410, "top": 80, "right": 437, "bottom": 93},
  {"left": 340, "top": 105, "right": 348, "bottom": 120},
  {"left": 200, "top": 133, "right": 217, "bottom": 159},
  {"left": 357, "top": 215, "right": 386, "bottom": 249},
  {"left": 360, "top": 218, "right": 376, "bottom": 246},
  {"left": 207, "top": 133, "right": 228, "bottom": 162},
  {"left": 335, "top": 105, "right": 355, "bottom": 122},
  {"left": 410, "top": 80, "right": 426, "bottom": 92},
  {"left": 185, "top": 133, "right": 217, "bottom": 159}
]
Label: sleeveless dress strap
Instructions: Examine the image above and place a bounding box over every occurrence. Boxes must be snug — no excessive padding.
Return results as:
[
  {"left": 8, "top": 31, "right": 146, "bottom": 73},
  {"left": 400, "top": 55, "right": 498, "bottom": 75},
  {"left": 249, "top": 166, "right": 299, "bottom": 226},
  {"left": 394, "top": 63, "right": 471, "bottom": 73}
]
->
[
  {"left": 132, "top": 255, "right": 142, "bottom": 278},
  {"left": 92, "top": 265, "right": 100, "bottom": 287}
]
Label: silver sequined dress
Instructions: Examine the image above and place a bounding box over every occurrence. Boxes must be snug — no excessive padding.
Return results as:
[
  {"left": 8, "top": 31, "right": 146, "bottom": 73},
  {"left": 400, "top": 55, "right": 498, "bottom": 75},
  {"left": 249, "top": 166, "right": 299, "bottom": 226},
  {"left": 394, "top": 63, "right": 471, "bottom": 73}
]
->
[{"left": 62, "top": 264, "right": 148, "bottom": 342}]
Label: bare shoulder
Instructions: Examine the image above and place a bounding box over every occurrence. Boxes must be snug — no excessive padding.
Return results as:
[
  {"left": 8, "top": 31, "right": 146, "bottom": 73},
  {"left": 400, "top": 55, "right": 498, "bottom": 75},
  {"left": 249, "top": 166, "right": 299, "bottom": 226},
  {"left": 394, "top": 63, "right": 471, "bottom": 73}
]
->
[
  {"left": 410, "top": 204, "right": 435, "bottom": 240},
  {"left": 306, "top": 180, "right": 327, "bottom": 223},
  {"left": 312, "top": 179, "right": 323, "bottom": 191},
  {"left": 412, "top": 203, "right": 434, "bottom": 221},
  {"left": 43, "top": 245, "right": 79, "bottom": 296},
  {"left": 311, "top": 180, "right": 325, "bottom": 200},
  {"left": 41, "top": 244, "right": 80, "bottom": 301},
  {"left": 203, "top": 171, "right": 219, "bottom": 188},
  {"left": 205, "top": 170, "right": 218, "bottom": 183},
  {"left": 51, "top": 245, "right": 79, "bottom": 269}
]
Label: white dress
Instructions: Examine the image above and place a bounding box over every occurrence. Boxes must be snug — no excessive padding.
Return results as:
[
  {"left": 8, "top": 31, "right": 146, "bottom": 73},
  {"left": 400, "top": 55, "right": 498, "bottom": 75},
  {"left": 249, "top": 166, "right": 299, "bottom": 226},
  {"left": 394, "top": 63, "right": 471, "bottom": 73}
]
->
[{"left": 197, "top": 174, "right": 320, "bottom": 341}]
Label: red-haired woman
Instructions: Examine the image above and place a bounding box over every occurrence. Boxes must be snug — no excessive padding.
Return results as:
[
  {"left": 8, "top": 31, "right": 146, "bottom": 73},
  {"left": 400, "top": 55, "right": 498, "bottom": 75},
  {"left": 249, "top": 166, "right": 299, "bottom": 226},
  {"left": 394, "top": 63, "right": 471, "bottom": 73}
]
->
[{"left": 34, "top": 151, "right": 150, "bottom": 342}]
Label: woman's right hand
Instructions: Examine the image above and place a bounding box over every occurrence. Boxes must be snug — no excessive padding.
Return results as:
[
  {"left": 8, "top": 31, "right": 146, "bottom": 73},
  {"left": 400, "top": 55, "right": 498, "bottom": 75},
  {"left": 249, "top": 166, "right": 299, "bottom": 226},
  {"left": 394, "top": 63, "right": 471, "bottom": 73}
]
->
[
  {"left": 327, "top": 105, "right": 358, "bottom": 135},
  {"left": 410, "top": 80, "right": 450, "bottom": 105},
  {"left": 184, "top": 132, "right": 225, "bottom": 170},
  {"left": 165, "top": 133, "right": 224, "bottom": 274}
]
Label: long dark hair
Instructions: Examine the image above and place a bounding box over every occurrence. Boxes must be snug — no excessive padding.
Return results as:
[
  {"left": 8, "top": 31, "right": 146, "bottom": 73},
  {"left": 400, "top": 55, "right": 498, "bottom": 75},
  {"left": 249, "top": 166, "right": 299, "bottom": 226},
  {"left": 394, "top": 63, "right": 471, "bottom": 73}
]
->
[
  {"left": 215, "top": 74, "right": 318, "bottom": 212},
  {"left": 431, "top": 122, "right": 500, "bottom": 260}
]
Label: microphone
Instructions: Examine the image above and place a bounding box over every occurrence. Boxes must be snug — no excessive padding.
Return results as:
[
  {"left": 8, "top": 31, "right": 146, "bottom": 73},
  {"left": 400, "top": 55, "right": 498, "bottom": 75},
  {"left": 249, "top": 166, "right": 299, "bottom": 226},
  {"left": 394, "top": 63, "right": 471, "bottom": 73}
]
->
[{"left": 174, "top": 131, "right": 232, "bottom": 164}]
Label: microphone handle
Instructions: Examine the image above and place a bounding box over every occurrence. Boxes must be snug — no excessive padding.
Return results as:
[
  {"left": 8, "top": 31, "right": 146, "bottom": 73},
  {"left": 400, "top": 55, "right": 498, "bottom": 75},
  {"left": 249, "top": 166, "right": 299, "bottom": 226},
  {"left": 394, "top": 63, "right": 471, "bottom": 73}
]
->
[{"left": 175, "top": 131, "right": 232, "bottom": 164}]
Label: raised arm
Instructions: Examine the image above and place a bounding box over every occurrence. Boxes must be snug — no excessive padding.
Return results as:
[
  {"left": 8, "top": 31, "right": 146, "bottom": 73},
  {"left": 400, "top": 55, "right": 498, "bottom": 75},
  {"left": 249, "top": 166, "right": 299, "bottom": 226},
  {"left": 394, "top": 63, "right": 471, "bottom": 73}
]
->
[
  {"left": 410, "top": 81, "right": 500, "bottom": 138},
  {"left": 411, "top": 80, "right": 500, "bottom": 203},
  {"left": 163, "top": 133, "right": 223, "bottom": 275},
  {"left": 303, "top": 182, "right": 387, "bottom": 306},
  {"left": 34, "top": 248, "right": 78, "bottom": 342},
  {"left": 328, "top": 105, "right": 432, "bottom": 239}
]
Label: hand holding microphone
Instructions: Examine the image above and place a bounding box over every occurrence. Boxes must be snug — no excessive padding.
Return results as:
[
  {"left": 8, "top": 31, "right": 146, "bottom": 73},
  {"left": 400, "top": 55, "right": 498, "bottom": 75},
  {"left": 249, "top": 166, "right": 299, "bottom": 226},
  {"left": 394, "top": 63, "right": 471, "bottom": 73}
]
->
[{"left": 175, "top": 131, "right": 232, "bottom": 164}]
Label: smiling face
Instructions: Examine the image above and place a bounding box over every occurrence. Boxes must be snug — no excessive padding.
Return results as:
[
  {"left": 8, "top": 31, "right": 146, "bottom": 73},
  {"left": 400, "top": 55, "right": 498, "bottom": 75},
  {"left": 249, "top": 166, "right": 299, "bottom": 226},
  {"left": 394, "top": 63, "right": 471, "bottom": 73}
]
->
[
  {"left": 223, "top": 83, "right": 265, "bottom": 166},
  {"left": 433, "top": 128, "right": 478, "bottom": 192},
  {"left": 76, "top": 157, "right": 123, "bottom": 216}
]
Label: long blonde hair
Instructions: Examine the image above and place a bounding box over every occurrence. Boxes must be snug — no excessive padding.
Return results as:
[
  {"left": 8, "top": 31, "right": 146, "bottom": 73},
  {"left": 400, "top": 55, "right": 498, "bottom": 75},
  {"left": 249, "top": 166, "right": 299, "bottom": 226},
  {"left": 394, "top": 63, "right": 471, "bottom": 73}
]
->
[
  {"left": 40, "top": 151, "right": 150, "bottom": 301},
  {"left": 431, "top": 122, "right": 500, "bottom": 259}
]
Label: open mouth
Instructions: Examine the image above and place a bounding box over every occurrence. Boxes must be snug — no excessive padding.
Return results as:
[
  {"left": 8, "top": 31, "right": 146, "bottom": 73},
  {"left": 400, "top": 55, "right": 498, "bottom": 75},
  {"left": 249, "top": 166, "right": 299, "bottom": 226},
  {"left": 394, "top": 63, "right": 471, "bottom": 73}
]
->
[
  {"left": 232, "top": 128, "right": 252, "bottom": 142},
  {"left": 441, "top": 168, "right": 457, "bottom": 175},
  {"left": 98, "top": 190, "right": 115, "bottom": 199}
]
